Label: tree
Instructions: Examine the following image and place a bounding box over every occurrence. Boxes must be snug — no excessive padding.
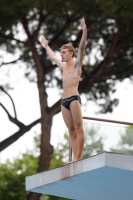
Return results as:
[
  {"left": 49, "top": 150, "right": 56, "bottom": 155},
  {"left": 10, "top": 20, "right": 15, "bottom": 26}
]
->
[
  {"left": 0, "top": 133, "right": 69, "bottom": 200},
  {"left": 110, "top": 125, "right": 133, "bottom": 155},
  {"left": 82, "top": 123, "right": 104, "bottom": 158},
  {"left": 0, "top": 126, "right": 104, "bottom": 200},
  {"left": 0, "top": 1, "right": 133, "bottom": 199},
  {"left": 0, "top": 152, "right": 38, "bottom": 200}
]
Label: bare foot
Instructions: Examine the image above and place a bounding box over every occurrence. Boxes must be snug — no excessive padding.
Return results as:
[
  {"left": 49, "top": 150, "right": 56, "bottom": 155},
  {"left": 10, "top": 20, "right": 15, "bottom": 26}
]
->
[
  {"left": 63, "top": 158, "right": 80, "bottom": 165},
  {"left": 72, "top": 158, "right": 80, "bottom": 162}
]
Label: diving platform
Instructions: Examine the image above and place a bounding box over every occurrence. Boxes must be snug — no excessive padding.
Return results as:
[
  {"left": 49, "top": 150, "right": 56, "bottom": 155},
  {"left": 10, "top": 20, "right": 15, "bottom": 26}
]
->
[{"left": 25, "top": 152, "right": 133, "bottom": 200}]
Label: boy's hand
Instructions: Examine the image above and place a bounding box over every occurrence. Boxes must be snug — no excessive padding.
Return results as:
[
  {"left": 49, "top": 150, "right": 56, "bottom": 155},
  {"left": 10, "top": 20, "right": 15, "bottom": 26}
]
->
[
  {"left": 80, "top": 18, "right": 86, "bottom": 31},
  {"left": 40, "top": 36, "right": 48, "bottom": 48}
]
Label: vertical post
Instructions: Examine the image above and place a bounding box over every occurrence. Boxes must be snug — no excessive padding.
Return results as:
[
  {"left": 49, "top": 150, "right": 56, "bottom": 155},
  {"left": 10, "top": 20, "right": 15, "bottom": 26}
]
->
[{"left": 69, "top": 138, "right": 72, "bottom": 162}]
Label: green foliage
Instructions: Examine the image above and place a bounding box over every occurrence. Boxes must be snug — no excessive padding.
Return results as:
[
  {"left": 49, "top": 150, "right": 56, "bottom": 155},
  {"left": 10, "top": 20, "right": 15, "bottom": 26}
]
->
[
  {"left": 82, "top": 123, "right": 104, "bottom": 158},
  {"left": 40, "top": 195, "right": 70, "bottom": 200},
  {"left": 0, "top": 0, "right": 133, "bottom": 112},
  {"left": 0, "top": 152, "right": 38, "bottom": 200},
  {"left": 0, "top": 127, "right": 105, "bottom": 200},
  {"left": 1, "top": 125, "right": 132, "bottom": 200},
  {"left": 49, "top": 134, "right": 69, "bottom": 169},
  {"left": 0, "top": 133, "right": 70, "bottom": 200},
  {"left": 110, "top": 125, "right": 133, "bottom": 155}
]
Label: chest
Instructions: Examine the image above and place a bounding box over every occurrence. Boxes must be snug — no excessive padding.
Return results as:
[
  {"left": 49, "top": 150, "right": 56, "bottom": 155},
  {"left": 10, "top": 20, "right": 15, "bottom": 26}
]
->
[{"left": 63, "top": 66, "right": 81, "bottom": 78}]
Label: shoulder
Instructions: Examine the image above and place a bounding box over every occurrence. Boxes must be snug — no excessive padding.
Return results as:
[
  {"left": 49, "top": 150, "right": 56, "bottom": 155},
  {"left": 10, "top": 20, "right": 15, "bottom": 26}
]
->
[
  {"left": 53, "top": 59, "right": 66, "bottom": 70},
  {"left": 60, "top": 62, "right": 66, "bottom": 70}
]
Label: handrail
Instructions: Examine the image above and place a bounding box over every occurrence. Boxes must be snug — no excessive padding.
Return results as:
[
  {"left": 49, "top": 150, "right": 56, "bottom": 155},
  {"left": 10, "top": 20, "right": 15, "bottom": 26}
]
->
[
  {"left": 69, "top": 116, "right": 133, "bottom": 162},
  {"left": 83, "top": 116, "right": 133, "bottom": 126}
]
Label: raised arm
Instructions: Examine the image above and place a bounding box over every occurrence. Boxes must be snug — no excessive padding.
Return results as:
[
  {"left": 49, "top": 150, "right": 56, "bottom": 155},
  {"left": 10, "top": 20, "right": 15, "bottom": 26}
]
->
[
  {"left": 76, "top": 18, "right": 87, "bottom": 67},
  {"left": 40, "top": 36, "right": 64, "bottom": 69}
]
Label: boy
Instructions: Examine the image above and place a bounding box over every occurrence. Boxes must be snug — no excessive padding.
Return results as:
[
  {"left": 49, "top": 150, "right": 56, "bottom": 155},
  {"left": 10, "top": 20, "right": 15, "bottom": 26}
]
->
[{"left": 40, "top": 18, "right": 87, "bottom": 162}]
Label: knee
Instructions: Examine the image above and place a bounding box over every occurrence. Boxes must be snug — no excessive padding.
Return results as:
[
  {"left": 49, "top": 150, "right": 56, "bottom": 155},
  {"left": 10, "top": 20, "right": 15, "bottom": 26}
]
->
[
  {"left": 75, "top": 123, "right": 83, "bottom": 133},
  {"left": 68, "top": 126, "right": 77, "bottom": 138}
]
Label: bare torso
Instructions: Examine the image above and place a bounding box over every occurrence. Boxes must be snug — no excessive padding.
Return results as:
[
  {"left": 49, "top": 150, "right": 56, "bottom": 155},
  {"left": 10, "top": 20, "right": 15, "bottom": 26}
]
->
[{"left": 62, "top": 63, "right": 81, "bottom": 99}]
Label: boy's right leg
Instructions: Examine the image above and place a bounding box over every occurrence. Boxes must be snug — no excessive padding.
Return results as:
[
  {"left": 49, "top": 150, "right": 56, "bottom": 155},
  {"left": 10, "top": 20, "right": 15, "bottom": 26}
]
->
[
  {"left": 70, "top": 100, "right": 84, "bottom": 161},
  {"left": 61, "top": 105, "right": 77, "bottom": 161}
]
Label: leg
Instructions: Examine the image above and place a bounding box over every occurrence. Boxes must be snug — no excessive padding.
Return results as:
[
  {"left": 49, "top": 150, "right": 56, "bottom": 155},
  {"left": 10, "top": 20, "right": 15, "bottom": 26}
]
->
[
  {"left": 70, "top": 100, "right": 84, "bottom": 161},
  {"left": 61, "top": 105, "right": 77, "bottom": 160}
]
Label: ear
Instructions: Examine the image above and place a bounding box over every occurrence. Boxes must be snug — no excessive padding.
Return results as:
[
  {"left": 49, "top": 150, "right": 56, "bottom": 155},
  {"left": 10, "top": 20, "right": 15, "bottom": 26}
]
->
[{"left": 69, "top": 52, "right": 73, "bottom": 57}]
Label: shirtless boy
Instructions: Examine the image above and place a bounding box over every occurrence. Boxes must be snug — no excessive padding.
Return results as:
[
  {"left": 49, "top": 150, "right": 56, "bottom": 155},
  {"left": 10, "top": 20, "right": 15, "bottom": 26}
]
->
[{"left": 40, "top": 18, "right": 87, "bottom": 162}]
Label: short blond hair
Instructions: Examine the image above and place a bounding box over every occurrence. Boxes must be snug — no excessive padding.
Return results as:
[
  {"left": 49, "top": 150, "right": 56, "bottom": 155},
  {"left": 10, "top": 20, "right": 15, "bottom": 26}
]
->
[{"left": 60, "top": 44, "right": 75, "bottom": 57}]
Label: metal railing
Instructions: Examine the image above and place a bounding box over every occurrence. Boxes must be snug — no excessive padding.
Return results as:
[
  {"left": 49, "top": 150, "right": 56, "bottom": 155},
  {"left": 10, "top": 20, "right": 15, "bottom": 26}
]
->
[
  {"left": 83, "top": 116, "right": 133, "bottom": 126},
  {"left": 69, "top": 117, "right": 133, "bottom": 161}
]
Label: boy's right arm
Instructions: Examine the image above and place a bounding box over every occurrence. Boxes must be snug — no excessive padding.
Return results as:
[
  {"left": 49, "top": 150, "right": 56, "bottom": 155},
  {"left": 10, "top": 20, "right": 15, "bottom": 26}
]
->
[{"left": 40, "top": 36, "right": 64, "bottom": 69}]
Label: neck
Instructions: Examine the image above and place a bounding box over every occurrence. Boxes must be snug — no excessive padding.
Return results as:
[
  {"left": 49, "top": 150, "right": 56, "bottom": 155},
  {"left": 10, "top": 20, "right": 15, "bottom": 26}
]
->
[{"left": 66, "top": 58, "right": 74, "bottom": 66}]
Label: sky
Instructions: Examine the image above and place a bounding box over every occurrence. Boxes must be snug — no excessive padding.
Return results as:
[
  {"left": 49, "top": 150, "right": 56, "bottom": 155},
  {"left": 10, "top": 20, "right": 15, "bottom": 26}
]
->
[{"left": 0, "top": 49, "right": 133, "bottom": 164}]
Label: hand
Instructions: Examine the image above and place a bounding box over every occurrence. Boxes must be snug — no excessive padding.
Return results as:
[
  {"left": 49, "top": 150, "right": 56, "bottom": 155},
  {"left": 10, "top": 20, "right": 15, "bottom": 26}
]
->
[
  {"left": 40, "top": 36, "right": 48, "bottom": 48},
  {"left": 80, "top": 18, "right": 86, "bottom": 31}
]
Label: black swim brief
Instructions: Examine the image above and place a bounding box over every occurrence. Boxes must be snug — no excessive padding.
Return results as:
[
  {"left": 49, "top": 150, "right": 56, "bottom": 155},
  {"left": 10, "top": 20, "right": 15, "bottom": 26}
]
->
[{"left": 61, "top": 95, "right": 82, "bottom": 110}]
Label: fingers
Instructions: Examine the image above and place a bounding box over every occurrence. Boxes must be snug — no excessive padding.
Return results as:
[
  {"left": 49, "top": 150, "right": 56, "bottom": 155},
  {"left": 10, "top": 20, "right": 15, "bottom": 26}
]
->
[
  {"left": 81, "top": 18, "right": 85, "bottom": 26},
  {"left": 39, "top": 35, "right": 48, "bottom": 48},
  {"left": 82, "top": 17, "right": 85, "bottom": 22},
  {"left": 40, "top": 35, "right": 45, "bottom": 43},
  {"left": 80, "top": 17, "right": 86, "bottom": 31},
  {"left": 81, "top": 17, "right": 85, "bottom": 24}
]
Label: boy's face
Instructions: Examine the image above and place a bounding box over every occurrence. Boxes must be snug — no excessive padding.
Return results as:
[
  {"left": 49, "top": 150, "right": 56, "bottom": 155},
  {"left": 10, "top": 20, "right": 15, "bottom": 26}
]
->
[{"left": 60, "top": 48, "right": 73, "bottom": 62}]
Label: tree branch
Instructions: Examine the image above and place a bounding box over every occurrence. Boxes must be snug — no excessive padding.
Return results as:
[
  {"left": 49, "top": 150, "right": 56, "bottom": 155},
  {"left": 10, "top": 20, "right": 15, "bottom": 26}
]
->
[
  {"left": 100, "top": 64, "right": 133, "bottom": 81},
  {"left": 32, "top": 8, "right": 44, "bottom": 41},
  {"left": 44, "top": 64, "right": 57, "bottom": 74},
  {"left": 0, "top": 86, "right": 17, "bottom": 118},
  {"left": 79, "top": 29, "right": 121, "bottom": 93},
  {"left": 0, "top": 118, "right": 40, "bottom": 152},
  {"left": 0, "top": 56, "right": 22, "bottom": 68},
  {"left": 0, "top": 30, "right": 26, "bottom": 44},
  {"left": 49, "top": 14, "right": 81, "bottom": 46},
  {"left": 17, "top": 12, "right": 31, "bottom": 37},
  {"left": 33, "top": 1, "right": 66, "bottom": 42},
  {"left": 50, "top": 99, "right": 61, "bottom": 116},
  {"left": 0, "top": 102, "right": 24, "bottom": 127}
]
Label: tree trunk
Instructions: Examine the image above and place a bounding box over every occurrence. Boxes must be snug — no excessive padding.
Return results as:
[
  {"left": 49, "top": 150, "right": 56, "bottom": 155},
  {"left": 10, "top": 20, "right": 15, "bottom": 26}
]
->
[
  {"left": 27, "top": 87, "right": 53, "bottom": 200},
  {"left": 26, "top": 39, "right": 54, "bottom": 200},
  {"left": 38, "top": 89, "right": 53, "bottom": 172}
]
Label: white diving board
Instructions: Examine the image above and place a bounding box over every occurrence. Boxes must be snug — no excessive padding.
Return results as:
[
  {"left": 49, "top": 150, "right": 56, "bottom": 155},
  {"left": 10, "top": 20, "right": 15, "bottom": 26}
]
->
[{"left": 25, "top": 152, "right": 133, "bottom": 200}]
